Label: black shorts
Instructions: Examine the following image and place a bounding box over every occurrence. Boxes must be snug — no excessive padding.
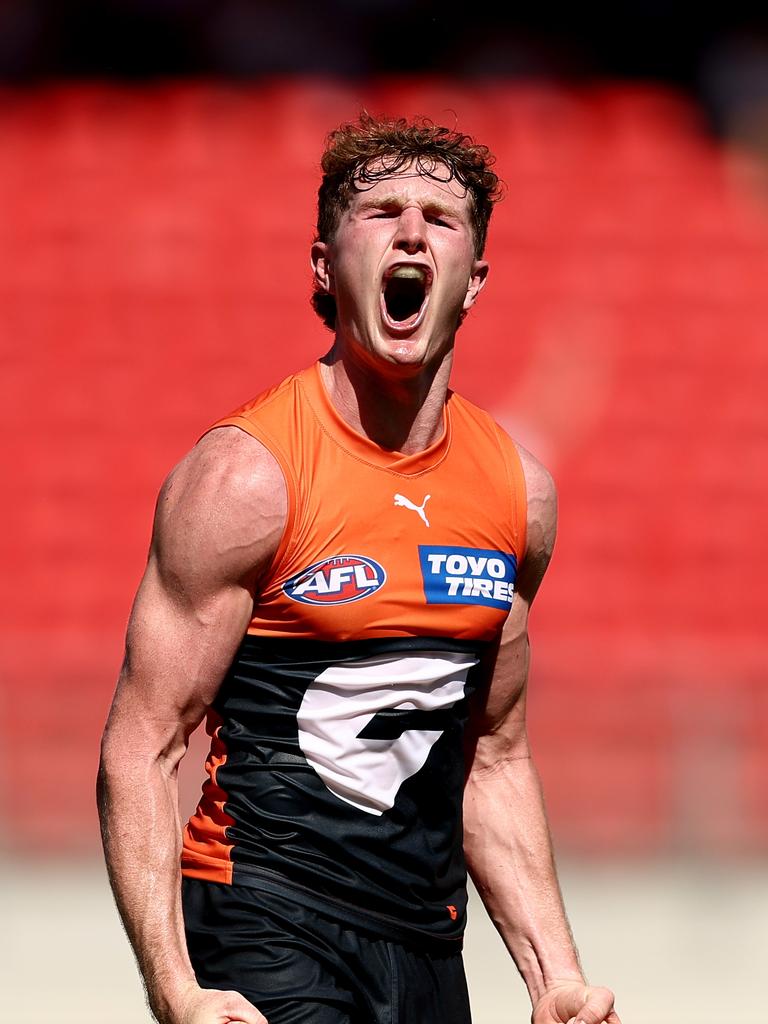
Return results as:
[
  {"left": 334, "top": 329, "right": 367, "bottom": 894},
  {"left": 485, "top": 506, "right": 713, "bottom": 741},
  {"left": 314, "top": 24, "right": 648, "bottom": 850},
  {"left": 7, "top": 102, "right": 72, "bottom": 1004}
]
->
[{"left": 182, "top": 878, "right": 472, "bottom": 1024}]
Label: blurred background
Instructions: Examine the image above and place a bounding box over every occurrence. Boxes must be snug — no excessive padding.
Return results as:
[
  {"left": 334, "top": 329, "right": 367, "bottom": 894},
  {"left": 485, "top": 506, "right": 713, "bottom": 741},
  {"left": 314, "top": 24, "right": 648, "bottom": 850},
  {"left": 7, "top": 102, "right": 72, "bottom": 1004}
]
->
[{"left": 1, "top": 4, "right": 767, "bottom": 1022}]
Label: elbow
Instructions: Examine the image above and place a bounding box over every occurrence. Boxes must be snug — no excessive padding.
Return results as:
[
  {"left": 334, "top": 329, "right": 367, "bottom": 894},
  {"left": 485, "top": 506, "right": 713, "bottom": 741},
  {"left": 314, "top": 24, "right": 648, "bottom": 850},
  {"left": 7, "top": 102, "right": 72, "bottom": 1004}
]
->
[
  {"left": 467, "top": 730, "right": 531, "bottom": 779},
  {"left": 96, "top": 732, "right": 121, "bottom": 839},
  {"left": 98, "top": 711, "right": 133, "bottom": 779},
  {"left": 98, "top": 707, "right": 190, "bottom": 787},
  {"left": 97, "top": 729, "right": 125, "bottom": 787},
  {"left": 96, "top": 726, "right": 131, "bottom": 812},
  {"left": 96, "top": 719, "right": 181, "bottom": 831}
]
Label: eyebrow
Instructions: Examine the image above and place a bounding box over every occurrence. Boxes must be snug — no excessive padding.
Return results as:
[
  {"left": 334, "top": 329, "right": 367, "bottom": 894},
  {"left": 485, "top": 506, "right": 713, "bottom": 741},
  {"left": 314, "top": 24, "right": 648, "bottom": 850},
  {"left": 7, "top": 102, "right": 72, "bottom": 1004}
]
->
[{"left": 356, "top": 193, "right": 462, "bottom": 218}]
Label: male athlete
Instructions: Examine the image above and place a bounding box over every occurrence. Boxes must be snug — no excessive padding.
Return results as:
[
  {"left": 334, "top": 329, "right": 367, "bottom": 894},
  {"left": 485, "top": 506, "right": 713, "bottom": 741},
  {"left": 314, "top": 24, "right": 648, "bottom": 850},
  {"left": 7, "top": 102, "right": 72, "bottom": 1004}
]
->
[{"left": 98, "top": 114, "right": 620, "bottom": 1024}]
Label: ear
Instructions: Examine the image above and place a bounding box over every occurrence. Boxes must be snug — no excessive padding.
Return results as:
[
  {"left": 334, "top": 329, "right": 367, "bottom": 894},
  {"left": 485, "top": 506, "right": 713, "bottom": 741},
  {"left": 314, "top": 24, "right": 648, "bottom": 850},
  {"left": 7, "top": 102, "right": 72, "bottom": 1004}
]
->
[
  {"left": 310, "top": 241, "right": 334, "bottom": 295},
  {"left": 462, "top": 259, "right": 489, "bottom": 312}
]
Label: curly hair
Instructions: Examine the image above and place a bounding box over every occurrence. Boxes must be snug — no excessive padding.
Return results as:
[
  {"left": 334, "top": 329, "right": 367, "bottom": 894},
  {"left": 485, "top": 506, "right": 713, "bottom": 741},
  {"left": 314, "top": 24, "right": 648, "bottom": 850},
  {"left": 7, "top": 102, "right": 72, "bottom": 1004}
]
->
[{"left": 312, "top": 112, "right": 503, "bottom": 330}]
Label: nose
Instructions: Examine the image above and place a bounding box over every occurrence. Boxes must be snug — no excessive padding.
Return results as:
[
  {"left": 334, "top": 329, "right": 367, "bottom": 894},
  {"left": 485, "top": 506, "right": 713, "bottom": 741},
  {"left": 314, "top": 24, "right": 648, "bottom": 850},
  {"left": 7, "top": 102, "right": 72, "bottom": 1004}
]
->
[{"left": 393, "top": 207, "right": 427, "bottom": 255}]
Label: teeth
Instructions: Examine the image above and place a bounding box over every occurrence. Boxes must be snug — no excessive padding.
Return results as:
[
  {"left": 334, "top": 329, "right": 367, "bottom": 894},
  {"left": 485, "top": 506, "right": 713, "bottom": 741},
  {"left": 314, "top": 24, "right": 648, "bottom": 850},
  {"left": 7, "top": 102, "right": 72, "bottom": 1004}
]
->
[{"left": 389, "top": 266, "right": 427, "bottom": 284}]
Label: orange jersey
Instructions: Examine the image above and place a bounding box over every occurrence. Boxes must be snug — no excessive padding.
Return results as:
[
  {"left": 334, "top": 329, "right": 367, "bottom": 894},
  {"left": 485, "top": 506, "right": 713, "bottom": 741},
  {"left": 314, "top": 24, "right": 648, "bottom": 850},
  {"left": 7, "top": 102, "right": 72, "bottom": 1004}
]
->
[
  {"left": 217, "top": 361, "right": 525, "bottom": 640},
  {"left": 182, "top": 362, "right": 527, "bottom": 941}
]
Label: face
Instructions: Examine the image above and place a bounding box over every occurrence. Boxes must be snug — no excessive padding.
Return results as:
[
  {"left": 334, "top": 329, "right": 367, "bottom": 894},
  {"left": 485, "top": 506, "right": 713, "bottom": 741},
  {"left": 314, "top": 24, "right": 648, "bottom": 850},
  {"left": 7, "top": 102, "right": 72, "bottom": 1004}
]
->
[{"left": 311, "top": 164, "right": 489, "bottom": 372}]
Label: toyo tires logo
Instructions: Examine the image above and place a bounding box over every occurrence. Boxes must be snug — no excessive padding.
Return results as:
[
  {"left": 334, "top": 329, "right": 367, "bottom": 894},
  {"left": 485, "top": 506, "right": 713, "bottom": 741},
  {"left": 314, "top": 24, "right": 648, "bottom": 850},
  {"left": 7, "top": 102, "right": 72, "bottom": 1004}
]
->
[
  {"left": 419, "top": 545, "right": 517, "bottom": 610},
  {"left": 282, "top": 554, "right": 386, "bottom": 606}
]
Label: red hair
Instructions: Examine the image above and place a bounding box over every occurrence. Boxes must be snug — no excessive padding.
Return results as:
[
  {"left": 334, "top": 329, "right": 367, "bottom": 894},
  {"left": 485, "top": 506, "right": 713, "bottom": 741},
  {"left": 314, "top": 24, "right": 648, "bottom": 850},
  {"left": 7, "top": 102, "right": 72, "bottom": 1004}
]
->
[{"left": 312, "top": 112, "right": 502, "bottom": 330}]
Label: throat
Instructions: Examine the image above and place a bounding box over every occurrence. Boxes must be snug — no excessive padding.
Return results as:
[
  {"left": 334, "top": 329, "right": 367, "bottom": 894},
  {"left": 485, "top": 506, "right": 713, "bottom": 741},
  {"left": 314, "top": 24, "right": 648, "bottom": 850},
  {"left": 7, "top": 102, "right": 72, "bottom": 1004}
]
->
[{"left": 319, "top": 352, "right": 451, "bottom": 455}]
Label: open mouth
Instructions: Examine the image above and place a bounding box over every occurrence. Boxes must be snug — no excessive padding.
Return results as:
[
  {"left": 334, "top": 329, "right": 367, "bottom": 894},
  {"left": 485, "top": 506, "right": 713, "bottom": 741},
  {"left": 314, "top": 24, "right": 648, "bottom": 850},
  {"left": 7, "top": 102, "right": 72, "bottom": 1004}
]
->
[{"left": 381, "top": 264, "right": 431, "bottom": 332}]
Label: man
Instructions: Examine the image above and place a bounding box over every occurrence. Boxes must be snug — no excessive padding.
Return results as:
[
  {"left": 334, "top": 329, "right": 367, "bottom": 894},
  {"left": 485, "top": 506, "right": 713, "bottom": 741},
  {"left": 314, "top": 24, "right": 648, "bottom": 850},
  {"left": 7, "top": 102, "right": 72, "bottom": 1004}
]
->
[{"left": 98, "top": 114, "right": 620, "bottom": 1024}]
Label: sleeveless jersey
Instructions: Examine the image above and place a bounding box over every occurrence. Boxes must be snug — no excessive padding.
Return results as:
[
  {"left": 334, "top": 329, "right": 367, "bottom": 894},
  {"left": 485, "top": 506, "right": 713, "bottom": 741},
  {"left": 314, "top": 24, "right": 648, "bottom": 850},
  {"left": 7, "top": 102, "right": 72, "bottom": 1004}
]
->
[{"left": 181, "top": 362, "right": 527, "bottom": 943}]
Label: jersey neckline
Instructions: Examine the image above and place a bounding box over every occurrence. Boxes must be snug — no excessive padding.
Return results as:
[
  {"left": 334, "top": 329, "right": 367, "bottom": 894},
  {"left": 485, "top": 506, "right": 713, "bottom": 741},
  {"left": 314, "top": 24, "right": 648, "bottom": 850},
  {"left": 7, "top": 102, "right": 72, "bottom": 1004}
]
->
[{"left": 298, "top": 361, "right": 453, "bottom": 476}]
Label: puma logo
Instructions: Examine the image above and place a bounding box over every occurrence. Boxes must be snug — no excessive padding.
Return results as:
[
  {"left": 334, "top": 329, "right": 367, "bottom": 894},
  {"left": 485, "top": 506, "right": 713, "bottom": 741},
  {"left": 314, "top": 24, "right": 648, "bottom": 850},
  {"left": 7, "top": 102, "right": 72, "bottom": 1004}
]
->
[{"left": 394, "top": 493, "right": 431, "bottom": 528}]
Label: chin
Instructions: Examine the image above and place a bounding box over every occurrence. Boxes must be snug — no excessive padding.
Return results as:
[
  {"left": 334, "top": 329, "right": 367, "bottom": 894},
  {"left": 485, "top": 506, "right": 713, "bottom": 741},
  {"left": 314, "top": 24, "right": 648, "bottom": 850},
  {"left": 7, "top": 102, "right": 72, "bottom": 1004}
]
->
[{"left": 372, "top": 330, "right": 433, "bottom": 368}]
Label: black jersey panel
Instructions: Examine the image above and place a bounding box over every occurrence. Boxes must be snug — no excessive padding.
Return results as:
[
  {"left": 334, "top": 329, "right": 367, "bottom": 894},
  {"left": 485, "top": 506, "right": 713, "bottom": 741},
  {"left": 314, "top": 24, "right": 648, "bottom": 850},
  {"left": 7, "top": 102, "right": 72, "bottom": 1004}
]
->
[{"left": 211, "top": 635, "right": 487, "bottom": 940}]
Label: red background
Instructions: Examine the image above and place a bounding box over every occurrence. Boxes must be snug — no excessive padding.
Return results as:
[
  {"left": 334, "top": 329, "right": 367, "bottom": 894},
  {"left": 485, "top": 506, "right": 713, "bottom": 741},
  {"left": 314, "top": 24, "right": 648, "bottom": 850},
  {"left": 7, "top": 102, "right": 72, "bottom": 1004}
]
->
[{"left": 2, "top": 80, "right": 766, "bottom": 857}]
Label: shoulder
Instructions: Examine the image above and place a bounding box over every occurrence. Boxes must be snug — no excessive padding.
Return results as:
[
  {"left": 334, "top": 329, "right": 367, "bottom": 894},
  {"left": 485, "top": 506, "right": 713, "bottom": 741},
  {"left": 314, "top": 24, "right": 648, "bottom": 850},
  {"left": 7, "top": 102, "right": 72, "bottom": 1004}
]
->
[
  {"left": 165, "top": 424, "right": 286, "bottom": 496},
  {"left": 512, "top": 441, "right": 557, "bottom": 599},
  {"left": 220, "top": 367, "right": 307, "bottom": 428},
  {"left": 514, "top": 442, "right": 557, "bottom": 524},
  {"left": 152, "top": 426, "right": 288, "bottom": 593}
]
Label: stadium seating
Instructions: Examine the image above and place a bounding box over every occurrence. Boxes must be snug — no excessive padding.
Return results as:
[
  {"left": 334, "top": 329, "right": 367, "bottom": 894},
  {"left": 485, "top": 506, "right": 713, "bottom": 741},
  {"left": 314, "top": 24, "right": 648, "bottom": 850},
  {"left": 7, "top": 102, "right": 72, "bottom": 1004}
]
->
[{"left": 2, "top": 81, "right": 766, "bottom": 855}]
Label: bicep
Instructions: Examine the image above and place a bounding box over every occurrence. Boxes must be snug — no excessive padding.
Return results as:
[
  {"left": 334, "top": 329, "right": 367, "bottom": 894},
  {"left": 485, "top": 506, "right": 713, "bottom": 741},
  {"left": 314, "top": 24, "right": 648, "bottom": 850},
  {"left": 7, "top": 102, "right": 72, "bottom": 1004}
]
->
[
  {"left": 103, "top": 428, "right": 286, "bottom": 764},
  {"left": 115, "top": 555, "right": 254, "bottom": 739},
  {"left": 103, "top": 555, "right": 254, "bottom": 773}
]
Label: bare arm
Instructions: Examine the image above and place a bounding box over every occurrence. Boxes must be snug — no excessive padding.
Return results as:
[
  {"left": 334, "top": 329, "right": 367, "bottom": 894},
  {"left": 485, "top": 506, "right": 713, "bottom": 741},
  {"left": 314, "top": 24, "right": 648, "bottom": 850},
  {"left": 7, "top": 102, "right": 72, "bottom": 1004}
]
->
[
  {"left": 463, "top": 446, "right": 620, "bottom": 1024},
  {"left": 97, "top": 427, "right": 286, "bottom": 1024}
]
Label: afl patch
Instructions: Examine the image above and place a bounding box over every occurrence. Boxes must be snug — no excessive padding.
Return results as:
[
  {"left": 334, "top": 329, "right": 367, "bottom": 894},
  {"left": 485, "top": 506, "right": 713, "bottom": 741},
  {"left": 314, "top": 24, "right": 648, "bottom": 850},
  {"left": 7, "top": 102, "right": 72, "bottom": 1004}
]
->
[{"left": 283, "top": 555, "right": 387, "bottom": 606}]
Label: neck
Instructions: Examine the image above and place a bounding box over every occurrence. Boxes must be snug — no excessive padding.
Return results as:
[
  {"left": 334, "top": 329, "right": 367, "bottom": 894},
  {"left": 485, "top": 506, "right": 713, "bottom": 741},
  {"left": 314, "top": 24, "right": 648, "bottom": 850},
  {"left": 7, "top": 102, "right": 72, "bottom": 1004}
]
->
[{"left": 319, "top": 343, "right": 453, "bottom": 454}]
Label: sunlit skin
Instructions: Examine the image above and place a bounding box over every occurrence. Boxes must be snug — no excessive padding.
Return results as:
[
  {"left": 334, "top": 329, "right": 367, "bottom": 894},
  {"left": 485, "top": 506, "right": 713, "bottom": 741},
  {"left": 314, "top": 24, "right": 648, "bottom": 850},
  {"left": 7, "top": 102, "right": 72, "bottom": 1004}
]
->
[
  {"left": 98, "top": 152, "right": 620, "bottom": 1024},
  {"left": 311, "top": 166, "right": 489, "bottom": 453}
]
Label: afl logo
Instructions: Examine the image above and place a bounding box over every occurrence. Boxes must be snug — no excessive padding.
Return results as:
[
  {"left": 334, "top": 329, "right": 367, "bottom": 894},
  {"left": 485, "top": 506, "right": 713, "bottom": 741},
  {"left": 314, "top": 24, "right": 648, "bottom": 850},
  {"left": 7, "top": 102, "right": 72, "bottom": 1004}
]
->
[{"left": 283, "top": 555, "right": 387, "bottom": 606}]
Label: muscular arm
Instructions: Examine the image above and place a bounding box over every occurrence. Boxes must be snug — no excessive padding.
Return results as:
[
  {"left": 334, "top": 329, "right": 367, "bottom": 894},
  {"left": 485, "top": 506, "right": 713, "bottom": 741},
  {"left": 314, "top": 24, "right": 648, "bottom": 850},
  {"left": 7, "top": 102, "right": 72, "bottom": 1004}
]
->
[
  {"left": 97, "top": 427, "right": 286, "bottom": 1024},
  {"left": 463, "top": 447, "right": 620, "bottom": 1024}
]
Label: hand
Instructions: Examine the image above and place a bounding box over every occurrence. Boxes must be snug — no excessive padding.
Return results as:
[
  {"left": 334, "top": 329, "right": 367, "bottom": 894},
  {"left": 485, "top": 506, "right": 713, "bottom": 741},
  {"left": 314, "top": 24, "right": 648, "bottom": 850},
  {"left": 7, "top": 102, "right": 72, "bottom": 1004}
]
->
[
  {"left": 532, "top": 980, "right": 621, "bottom": 1024},
  {"left": 168, "top": 984, "right": 268, "bottom": 1024}
]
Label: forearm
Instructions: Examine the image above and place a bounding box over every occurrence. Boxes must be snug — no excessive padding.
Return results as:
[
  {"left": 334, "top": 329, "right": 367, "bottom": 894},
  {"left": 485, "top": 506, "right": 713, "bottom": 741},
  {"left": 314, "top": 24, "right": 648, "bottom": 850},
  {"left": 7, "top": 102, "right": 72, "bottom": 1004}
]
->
[
  {"left": 463, "top": 754, "right": 584, "bottom": 1005},
  {"left": 97, "top": 741, "right": 197, "bottom": 1023}
]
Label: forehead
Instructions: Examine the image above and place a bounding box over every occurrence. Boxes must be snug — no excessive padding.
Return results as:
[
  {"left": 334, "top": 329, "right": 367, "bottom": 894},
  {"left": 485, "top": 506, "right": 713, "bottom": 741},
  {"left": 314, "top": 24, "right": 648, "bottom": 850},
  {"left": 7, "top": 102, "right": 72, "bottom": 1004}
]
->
[{"left": 347, "top": 162, "right": 472, "bottom": 215}]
